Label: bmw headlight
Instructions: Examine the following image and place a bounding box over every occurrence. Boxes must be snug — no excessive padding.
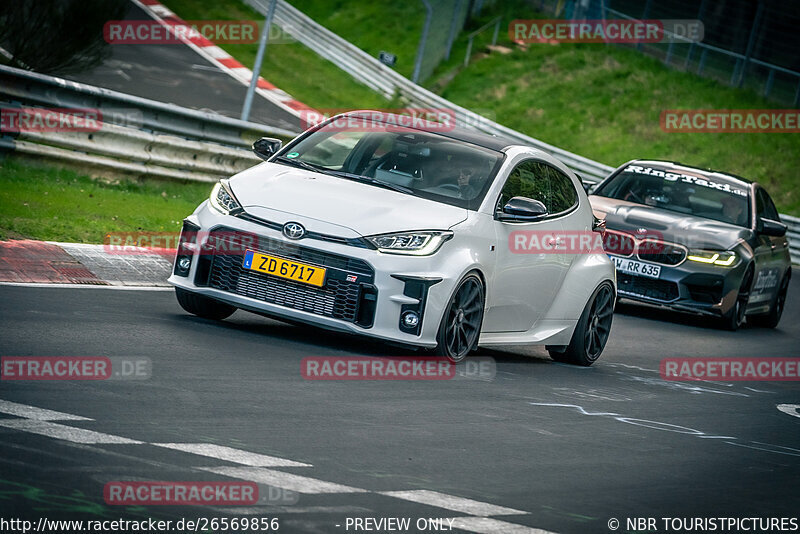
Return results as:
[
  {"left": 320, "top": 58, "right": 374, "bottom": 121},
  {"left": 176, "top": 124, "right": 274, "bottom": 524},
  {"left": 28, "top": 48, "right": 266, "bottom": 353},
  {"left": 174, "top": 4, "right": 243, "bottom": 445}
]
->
[
  {"left": 687, "top": 250, "right": 738, "bottom": 267},
  {"left": 366, "top": 231, "right": 453, "bottom": 255},
  {"left": 209, "top": 180, "right": 242, "bottom": 214}
]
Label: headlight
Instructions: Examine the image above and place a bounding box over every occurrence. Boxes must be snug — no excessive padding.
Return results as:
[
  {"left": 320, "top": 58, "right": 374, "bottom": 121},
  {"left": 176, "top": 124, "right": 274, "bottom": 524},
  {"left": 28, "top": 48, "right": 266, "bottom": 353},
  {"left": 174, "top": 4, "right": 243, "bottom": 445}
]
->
[
  {"left": 687, "top": 250, "right": 738, "bottom": 267},
  {"left": 209, "top": 180, "right": 242, "bottom": 214},
  {"left": 365, "top": 231, "right": 453, "bottom": 255}
]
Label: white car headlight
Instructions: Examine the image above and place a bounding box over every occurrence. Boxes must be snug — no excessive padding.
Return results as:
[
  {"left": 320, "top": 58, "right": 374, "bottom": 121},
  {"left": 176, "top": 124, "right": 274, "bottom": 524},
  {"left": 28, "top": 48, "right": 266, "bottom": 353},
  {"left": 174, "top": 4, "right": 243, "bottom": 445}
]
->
[
  {"left": 209, "top": 180, "right": 242, "bottom": 214},
  {"left": 687, "top": 249, "right": 738, "bottom": 267},
  {"left": 365, "top": 231, "right": 453, "bottom": 256}
]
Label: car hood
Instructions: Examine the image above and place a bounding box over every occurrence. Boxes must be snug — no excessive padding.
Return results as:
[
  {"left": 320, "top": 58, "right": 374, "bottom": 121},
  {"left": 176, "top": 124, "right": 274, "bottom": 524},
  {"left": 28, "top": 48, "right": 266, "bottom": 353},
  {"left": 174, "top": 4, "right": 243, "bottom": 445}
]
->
[
  {"left": 589, "top": 195, "right": 753, "bottom": 250},
  {"left": 228, "top": 162, "right": 468, "bottom": 238}
]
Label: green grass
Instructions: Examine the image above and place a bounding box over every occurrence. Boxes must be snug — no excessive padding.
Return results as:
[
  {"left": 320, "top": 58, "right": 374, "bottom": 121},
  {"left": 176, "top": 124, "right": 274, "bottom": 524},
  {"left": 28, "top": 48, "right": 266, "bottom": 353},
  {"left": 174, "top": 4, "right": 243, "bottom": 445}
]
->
[
  {"left": 161, "top": 0, "right": 389, "bottom": 110},
  {"left": 0, "top": 158, "right": 212, "bottom": 242}
]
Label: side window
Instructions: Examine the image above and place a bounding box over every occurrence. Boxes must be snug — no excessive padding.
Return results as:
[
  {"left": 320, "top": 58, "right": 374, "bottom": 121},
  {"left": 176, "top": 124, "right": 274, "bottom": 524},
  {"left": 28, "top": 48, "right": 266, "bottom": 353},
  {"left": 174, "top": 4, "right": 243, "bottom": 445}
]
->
[
  {"left": 497, "top": 160, "right": 578, "bottom": 215},
  {"left": 756, "top": 189, "right": 779, "bottom": 221},
  {"left": 544, "top": 164, "right": 579, "bottom": 213}
]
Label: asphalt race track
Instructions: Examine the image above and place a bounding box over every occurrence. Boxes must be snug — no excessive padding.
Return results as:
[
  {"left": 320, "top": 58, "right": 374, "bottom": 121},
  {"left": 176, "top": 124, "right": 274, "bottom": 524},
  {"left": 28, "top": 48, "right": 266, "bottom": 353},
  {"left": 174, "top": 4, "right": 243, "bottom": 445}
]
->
[
  {"left": 1, "top": 280, "right": 798, "bottom": 534},
  {"left": 65, "top": 2, "right": 301, "bottom": 132}
]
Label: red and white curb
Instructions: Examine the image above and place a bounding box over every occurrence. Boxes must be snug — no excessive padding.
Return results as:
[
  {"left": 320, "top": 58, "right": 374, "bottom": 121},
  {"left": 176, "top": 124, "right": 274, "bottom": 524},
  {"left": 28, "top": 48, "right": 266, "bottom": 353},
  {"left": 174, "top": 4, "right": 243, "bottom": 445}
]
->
[
  {"left": 132, "top": 0, "right": 316, "bottom": 119},
  {"left": 0, "top": 240, "right": 172, "bottom": 288}
]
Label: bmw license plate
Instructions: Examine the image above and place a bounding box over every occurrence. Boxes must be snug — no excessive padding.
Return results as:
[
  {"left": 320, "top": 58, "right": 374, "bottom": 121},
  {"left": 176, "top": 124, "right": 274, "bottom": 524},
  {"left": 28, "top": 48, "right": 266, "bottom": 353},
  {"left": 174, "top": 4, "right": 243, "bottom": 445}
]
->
[
  {"left": 609, "top": 255, "right": 661, "bottom": 279},
  {"left": 243, "top": 250, "right": 326, "bottom": 287}
]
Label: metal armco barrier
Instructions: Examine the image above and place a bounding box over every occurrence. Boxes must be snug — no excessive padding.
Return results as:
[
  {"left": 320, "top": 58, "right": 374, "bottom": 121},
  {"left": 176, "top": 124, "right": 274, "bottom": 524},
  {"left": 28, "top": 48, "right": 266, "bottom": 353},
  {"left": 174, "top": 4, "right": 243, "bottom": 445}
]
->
[
  {"left": 0, "top": 65, "right": 298, "bottom": 182},
  {"left": 246, "top": 0, "right": 798, "bottom": 263}
]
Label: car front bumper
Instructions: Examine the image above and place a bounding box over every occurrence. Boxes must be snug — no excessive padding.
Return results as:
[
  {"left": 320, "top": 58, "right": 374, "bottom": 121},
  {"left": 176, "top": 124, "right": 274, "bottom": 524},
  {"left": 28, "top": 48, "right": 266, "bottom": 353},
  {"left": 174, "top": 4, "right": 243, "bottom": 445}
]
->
[
  {"left": 168, "top": 202, "right": 474, "bottom": 348},
  {"left": 609, "top": 253, "right": 747, "bottom": 317}
]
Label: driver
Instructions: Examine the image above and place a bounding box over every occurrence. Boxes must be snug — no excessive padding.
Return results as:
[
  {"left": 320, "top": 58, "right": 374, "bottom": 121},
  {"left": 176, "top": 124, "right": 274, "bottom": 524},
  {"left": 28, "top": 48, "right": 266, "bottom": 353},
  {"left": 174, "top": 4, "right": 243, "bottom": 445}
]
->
[
  {"left": 721, "top": 196, "right": 745, "bottom": 225},
  {"left": 456, "top": 166, "right": 478, "bottom": 199}
]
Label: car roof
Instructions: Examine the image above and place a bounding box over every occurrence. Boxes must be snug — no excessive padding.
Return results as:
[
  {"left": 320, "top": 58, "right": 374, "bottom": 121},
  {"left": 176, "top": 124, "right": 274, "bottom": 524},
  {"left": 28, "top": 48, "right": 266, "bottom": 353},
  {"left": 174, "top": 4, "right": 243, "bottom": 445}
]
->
[
  {"left": 628, "top": 159, "right": 754, "bottom": 189},
  {"left": 336, "top": 110, "right": 516, "bottom": 151}
]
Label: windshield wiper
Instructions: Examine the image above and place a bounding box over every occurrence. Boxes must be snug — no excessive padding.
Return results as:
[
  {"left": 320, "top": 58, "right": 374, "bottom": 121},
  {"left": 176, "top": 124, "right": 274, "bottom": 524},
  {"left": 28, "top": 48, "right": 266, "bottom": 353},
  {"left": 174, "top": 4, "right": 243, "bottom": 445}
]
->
[
  {"left": 274, "top": 156, "right": 326, "bottom": 174},
  {"left": 330, "top": 171, "right": 417, "bottom": 196},
  {"left": 275, "top": 156, "right": 417, "bottom": 196}
]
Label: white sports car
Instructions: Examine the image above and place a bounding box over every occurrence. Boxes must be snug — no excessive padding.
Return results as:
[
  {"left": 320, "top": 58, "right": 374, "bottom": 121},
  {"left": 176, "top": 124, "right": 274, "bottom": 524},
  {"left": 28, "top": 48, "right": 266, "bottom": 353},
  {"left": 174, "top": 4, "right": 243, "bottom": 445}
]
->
[{"left": 169, "top": 111, "right": 616, "bottom": 365}]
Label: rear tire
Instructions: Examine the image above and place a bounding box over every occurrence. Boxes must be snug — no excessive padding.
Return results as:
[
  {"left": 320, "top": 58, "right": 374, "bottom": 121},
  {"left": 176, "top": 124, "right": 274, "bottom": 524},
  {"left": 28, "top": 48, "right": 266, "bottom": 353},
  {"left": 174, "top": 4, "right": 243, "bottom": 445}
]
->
[
  {"left": 175, "top": 288, "right": 236, "bottom": 321},
  {"left": 549, "top": 282, "right": 615, "bottom": 366},
  {"left": 433, "top": 274, "right": 485, "bottom": 363},
  {"left": 750, "top": 273, "right": 789, "bottom": 329}
]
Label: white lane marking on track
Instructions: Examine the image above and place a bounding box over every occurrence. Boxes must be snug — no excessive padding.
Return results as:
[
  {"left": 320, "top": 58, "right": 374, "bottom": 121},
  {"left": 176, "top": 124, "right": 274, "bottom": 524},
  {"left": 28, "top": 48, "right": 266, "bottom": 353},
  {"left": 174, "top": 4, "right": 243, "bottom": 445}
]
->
[
  {"left": 0, "top": 420, "right": 141, "bottom": 444},
  {"left": 0, "top": 400, "right": 92, "bottom": 420},
  {"left": 0, "top": 282, "right": 171, "bottom": 290},
  {"left": 198, "top": 466, "right": 366, "bottom": 494},
  {"left": 379, "top": 490, "right": 527, "bottom": 517},
  {"left": 435, "top": 517, "right": 559, "bottom": 534},
  {"left": 153, "top": 443, "right": 311, "bottom": 467},
  {"left": 724, "top": 441, "right": 800, "bottom": 457},
  {"left": 777, "top": 404, "right": 800, "bottom": 419}
]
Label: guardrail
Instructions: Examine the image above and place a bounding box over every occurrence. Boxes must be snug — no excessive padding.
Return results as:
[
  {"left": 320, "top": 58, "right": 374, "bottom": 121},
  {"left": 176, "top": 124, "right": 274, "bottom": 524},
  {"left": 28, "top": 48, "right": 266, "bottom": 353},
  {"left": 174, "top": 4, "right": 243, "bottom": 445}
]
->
[
  {"left": 0, "top": 65, "right": 298, "bottom": 182},
  {"left": 246, "top": 0, "right": 798, "bottom": 264}
]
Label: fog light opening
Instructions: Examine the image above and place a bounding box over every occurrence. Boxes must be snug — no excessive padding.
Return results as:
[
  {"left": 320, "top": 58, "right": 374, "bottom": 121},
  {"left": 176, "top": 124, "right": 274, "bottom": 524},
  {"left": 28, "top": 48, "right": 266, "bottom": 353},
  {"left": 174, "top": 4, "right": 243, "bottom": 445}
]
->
[{"left": 402, "top": 311, "right": 420, "bottom": 328}]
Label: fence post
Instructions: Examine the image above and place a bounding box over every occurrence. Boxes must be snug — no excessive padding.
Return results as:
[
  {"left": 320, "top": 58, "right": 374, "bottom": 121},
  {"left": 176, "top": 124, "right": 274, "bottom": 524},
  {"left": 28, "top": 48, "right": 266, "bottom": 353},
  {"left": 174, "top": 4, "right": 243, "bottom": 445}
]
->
[
  {"left": 241, "top": 0, "right": 276, "bottom": 122},
  {"left": 492, "top": 18, "right": 500, "bottom": 45},
  {"left": 737, "top": 2, "right": 764, "bottom": 88},
  {"left": 684, "top": 0, "right": 707, "bottom": 70},
  {"left": 445, "top": 0, "right": 462, "bottom": 61},
  {"left": 412, "top": 0, "right": 433, "bottom": 84},
  {"left": 637, "top": 0, "right": 652, "bottom": 51}
]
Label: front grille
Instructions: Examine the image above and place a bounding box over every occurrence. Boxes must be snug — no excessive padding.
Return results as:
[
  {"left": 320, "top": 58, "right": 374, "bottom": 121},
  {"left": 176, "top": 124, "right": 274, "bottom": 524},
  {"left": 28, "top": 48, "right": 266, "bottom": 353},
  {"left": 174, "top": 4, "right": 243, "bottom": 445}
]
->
[
  {"left": 603, "top": 230, "right": 635, "bottom": 256},
  {"left": 617, "top": 273, "right": 679, "bottom": 302},
  {"left": 637, "top": 241, "right": 687, "bottom": 266},
  {"left": 199, "top": 227, "right": 376, "bottom": 326},
  {"left": 209, "top": 254, "right": 362, "bottom": 321}
]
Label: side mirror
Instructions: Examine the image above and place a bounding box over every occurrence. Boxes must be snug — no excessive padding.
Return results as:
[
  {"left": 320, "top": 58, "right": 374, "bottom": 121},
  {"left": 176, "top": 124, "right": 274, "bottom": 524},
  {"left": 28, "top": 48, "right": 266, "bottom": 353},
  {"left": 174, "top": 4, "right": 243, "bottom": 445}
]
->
[
  {"left": 497, "top": 196, "right": 548, "bottom": 222},
  {"left": 757, "top": 217, "right": 787, "bottom": 237},
  {"left": 252, "top": 137, "right": 282, "bottom": 160}
]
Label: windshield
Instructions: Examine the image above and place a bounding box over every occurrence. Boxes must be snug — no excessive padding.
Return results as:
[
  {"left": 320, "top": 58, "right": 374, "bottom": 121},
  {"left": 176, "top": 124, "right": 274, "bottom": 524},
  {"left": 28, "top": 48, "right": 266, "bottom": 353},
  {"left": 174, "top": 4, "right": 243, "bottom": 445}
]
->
[
  {"left": 593, "top": 164, "right": 751, "bottom": 227},
  {"left": 275, "top": 123, "right": 505, "bottom": 209}
]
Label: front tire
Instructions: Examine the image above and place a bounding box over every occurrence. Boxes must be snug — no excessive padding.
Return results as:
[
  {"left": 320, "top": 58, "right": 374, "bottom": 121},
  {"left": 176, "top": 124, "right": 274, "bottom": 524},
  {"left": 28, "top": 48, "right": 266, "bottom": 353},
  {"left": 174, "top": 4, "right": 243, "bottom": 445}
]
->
[
  {"left": 719, "top": 265, "right": 753, "bottom": 331},
  {"left": 433, "top": 274, "right": 485, "bottom": 363},
  {"left": 175, "top": 288, "right": 236, "bottom": 321},
  {"left": 549, "top": 282, "right": 615, "bottom": 366},
  {"left": 750, "top": 273, "right": 789, "bottom": 329}
]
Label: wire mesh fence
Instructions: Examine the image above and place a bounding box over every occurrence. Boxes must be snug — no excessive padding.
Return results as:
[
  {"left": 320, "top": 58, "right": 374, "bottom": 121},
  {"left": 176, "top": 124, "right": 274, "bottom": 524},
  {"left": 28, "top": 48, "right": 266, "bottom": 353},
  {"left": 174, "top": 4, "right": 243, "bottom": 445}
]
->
[{"left": 530, "top": 0, "right": 800, "bottom": 105}]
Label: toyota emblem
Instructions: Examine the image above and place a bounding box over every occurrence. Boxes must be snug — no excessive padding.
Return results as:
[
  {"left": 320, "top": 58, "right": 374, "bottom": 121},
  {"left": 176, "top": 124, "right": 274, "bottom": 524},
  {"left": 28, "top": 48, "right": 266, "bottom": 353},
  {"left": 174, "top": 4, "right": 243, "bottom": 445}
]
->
[{"left": 282, "top": 222, "right": 306, "bottom": 240}]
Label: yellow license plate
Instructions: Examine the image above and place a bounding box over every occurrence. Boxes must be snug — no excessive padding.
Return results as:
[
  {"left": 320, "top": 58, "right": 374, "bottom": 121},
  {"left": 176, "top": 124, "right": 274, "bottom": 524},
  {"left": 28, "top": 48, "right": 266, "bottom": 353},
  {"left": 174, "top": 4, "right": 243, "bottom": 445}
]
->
[{"left": 242, "top": 250, "right": 326, "bottom": 287}]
